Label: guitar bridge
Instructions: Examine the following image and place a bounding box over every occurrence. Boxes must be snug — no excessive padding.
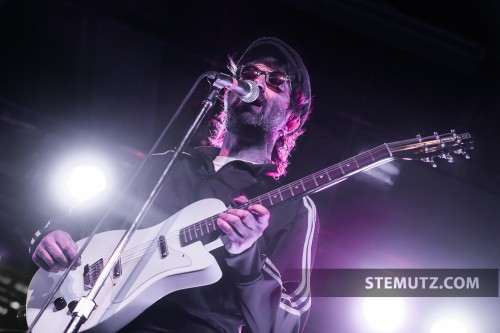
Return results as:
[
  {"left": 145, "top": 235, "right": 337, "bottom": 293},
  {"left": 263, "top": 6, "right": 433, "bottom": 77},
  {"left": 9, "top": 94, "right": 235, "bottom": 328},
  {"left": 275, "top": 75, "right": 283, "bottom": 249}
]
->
[{"left": 83, "top": 258, "right": 104, "bottom": 289}]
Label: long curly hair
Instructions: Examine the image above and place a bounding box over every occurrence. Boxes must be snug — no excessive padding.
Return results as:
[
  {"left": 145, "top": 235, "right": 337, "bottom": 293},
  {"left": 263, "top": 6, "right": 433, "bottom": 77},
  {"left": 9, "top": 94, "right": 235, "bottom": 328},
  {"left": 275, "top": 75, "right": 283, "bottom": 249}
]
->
[{"left": 209, "top": 56, "right": 312, "bottom": 178}]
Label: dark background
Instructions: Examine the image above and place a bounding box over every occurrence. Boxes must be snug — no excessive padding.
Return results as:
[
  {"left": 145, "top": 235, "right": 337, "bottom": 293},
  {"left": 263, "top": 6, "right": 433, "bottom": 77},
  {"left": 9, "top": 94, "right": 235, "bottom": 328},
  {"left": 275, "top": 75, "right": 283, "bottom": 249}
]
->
[{"left": 0, "top": 0, "right": 499, "bottom": 332}]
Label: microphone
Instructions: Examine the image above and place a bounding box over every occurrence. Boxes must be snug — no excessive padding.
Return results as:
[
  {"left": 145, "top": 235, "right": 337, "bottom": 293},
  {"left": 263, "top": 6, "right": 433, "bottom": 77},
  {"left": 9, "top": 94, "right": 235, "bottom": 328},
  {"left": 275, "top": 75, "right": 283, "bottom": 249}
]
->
[{"left": 211, "top": 72, "right": 260, "bottom": 103}]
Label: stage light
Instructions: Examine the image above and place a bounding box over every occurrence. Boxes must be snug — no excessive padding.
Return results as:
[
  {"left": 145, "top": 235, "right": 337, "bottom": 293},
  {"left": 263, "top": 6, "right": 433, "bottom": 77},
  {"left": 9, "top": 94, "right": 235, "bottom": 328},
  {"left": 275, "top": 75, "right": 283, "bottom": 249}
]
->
[
  {"left": 430, "top": 317, "right": 469, "bottom": 333},
  {"left": 9, "top": 301, "right": 20, "bottom": 310},
  {"left": 65, "top": 164, "right": 108, "bottom": 202},
  {"left": 363, "top": 297, "right": 406, "bottom": 332},
  {"left": 49, "top": 153, "right": 113, "bottom": 207}
]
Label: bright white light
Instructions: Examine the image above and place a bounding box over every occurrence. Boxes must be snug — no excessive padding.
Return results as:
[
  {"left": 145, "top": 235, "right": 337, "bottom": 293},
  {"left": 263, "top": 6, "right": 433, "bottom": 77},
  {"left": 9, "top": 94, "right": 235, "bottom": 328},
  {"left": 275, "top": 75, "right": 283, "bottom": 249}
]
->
[
  {"left": 65, "top": 164, "right": 108, "bottom": 202},
  {"left": 9, "top": 301, "right": 20, "bottom": 310},
  {"left": 363, "top": 297, "right": 406, "bottom": 332},
  {"left": 49, "top": 153, "right": 113, "bottom": 207},
  {"left": 430, "top": 317, "right": 469, "bottom": 333}
]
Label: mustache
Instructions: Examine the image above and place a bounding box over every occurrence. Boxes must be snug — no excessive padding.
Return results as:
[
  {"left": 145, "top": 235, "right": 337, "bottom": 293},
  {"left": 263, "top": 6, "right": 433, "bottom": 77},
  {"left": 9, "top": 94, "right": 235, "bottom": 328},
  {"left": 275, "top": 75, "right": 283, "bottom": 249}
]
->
[{"left": 227, "top": 91, "right": 265, "bottom": 109}]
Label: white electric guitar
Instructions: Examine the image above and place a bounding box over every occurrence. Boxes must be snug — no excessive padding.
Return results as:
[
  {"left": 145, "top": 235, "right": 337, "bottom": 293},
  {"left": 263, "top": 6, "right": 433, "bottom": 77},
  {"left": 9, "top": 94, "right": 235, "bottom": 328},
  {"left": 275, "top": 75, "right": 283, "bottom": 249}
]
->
[{"left": 26, "top": 131, "right": 473, "bottom": 332}]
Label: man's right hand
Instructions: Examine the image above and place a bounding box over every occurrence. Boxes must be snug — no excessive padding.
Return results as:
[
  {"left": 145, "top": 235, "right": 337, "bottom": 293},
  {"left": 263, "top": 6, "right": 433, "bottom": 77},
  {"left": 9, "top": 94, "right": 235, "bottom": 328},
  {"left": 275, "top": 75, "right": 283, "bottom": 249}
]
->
[{"left": 32, "top": 230, "right": 81, "bottom": 272}]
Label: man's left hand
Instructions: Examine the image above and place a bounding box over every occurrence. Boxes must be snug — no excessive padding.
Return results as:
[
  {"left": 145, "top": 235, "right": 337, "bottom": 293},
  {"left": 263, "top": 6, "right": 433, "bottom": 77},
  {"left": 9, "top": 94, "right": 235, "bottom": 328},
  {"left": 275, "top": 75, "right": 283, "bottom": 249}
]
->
[{"left": 217, "top": 195, "right": 270, "bottom": 254}]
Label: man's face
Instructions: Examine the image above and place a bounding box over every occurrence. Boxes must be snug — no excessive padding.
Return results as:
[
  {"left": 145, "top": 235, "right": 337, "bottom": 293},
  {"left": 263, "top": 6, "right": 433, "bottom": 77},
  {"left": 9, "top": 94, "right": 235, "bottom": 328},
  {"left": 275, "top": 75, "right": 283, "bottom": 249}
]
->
[{"left": 225, "top": 63, "right": 292, "bottom": 141}]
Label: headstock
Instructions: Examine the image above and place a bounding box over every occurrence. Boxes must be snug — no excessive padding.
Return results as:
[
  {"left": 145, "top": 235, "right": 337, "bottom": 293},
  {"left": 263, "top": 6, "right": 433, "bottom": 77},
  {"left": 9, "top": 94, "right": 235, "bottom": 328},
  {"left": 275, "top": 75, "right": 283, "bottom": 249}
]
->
[{"left": 387, "top": 130, "right": 473, "bottom": 167}]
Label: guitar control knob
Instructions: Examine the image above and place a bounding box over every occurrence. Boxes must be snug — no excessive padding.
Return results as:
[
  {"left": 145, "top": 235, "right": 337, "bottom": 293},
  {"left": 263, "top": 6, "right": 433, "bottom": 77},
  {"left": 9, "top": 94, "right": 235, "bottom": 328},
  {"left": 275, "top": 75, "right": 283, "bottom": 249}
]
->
[
  {"left": 68, "top": 300, "right": 79, "bottom": 313},
  {"left": 53, "top": 297, "right": 67, "bottom": 311}
]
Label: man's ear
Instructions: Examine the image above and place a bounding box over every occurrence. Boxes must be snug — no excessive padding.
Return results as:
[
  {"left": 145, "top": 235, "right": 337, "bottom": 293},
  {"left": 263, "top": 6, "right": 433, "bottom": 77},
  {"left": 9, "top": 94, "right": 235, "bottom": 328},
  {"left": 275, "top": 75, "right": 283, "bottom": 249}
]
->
[{"left": 285, "top": 115, "right": 301, "bottom": 133}]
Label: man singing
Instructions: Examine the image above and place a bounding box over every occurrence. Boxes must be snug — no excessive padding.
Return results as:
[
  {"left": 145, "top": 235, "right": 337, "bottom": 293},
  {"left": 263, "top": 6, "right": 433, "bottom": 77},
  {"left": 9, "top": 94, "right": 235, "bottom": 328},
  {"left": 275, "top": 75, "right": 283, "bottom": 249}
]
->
[{"left": 30, "top": 37, "right": 319, "bottom": 333}]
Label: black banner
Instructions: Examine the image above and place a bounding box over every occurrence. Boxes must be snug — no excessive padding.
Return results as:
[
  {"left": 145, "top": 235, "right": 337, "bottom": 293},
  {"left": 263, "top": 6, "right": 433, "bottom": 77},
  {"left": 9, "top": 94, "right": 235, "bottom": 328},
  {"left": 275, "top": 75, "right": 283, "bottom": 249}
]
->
[{"left": 308, "top": 269, "right": 498, "bottom": 297}]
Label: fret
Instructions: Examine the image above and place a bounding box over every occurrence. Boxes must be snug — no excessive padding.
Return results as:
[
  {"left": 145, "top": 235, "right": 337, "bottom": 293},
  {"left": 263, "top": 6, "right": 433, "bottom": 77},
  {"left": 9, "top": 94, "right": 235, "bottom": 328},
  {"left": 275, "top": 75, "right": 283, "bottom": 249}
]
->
[
  {"left": 278, "top": 190, "right": 283, "bottom": 201},
  {"left": 302, "top": 177, "right": 317, "bottom": 191},
  {"left": 183, "top": 230, "right": 187, "bottom": 244},
  {"left": 188, "top": 227, "right": 193, "bottom": 242},
  {"left": 268, "top": 193, "right": 273, "bottom": 205},
  {"left": 356, "top": 153, "right": 376, "bottom": 168},
  {"left": 260, "top": 196, "right": 272, "bottom": 207},
  {"left": 193, "top": 226, "right": 198, "bottom": 238},
  {"left": 300, "top": 179, "right": 306, "bottom": 191},
  {"left": 372, "top": 146, "right": 391, "bottom": 160},
  {"left": 315, "top": 172, "right": 330, "bottom": 186},
  {"left": 368, "top": 149, "right": 375, "bottom": 161},
  {"left": 271, "top": 192, "right": 281, "bottom": 204},
  {"left": 197, "top": 223, "right": 203, "bottom": 236}
]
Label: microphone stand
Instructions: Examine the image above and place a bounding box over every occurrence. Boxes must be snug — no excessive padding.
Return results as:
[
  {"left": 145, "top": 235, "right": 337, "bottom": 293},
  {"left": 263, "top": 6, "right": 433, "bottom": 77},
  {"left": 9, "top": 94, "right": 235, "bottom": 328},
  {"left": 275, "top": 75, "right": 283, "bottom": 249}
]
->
[{"left": 27, "top": 71, "right": 223, "bottom": 333}]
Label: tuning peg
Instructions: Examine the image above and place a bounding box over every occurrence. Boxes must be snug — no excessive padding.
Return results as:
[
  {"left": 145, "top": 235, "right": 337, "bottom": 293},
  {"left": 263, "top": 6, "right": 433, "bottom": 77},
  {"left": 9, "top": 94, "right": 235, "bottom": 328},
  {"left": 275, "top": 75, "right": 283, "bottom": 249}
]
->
[
  {"left": 451, "top": 129, "right": 456, "bottom": 137},
  {"left": 422, "top": 157, "right": 438, "bottom": 168},
  {"left": 434, "top": 132, "right": 439, "bottom": 139},
  {"left": 453, "top": 149, "right": 471, "bottom": 159},
  {"left": 446, "top": 154, "right": 454, "bottom": 163},
  {"left": 430, "top": 158, "right": 437, "bottom": 168},
  {"left": 417, "top": 134, "right": 422, "bottom": 142}
]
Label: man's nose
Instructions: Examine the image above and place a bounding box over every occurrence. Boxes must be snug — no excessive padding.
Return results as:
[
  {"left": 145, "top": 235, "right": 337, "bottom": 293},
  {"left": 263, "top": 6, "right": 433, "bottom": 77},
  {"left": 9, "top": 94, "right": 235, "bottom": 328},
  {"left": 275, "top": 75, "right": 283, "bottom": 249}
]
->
[{"left": 254, "top": 75, "right": 267, "bottom": 91}]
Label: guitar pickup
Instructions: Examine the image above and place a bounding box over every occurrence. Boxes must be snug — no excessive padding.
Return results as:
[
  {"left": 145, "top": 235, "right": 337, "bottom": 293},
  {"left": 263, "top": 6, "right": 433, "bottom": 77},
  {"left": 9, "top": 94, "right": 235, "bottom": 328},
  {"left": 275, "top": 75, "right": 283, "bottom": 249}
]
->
[
  {"left": 158, "top": 235, "right": 168, "bottom": 259},
  {"left": 113, "top": 258, "right": 122, "bottom": 278}
]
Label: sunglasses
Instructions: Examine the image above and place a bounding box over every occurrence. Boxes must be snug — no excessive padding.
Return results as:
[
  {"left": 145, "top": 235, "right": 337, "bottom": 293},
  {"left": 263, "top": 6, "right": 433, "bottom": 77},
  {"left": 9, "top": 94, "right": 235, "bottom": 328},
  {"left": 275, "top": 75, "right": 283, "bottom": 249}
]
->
[{"left": 237, "top": 65, "right": 291, "bottom": 89}]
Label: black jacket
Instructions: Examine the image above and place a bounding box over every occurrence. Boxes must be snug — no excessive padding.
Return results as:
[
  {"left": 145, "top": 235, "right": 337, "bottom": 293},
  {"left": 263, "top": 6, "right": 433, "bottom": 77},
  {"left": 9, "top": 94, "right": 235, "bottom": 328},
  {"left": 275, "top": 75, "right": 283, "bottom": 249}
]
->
[{"left": 29, "top": 147, "right": 319, "bottom": 332}]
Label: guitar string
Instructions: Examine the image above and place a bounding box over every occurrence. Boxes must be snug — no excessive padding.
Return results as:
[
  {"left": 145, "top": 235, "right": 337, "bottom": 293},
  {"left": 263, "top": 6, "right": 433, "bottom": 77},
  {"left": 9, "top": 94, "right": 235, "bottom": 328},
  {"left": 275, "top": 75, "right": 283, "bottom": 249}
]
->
[
  {"left": 92, "top": 145, "right": 392, "bottom": 266},
  {"left": 385, "top": 134, "right": 458, "bottom": 148},
  {"left": 89, "top": 137, "right": 466, "bottom": 268},
  {"left": 100, "top": 135, "right": 465, "bottom": 268},
  {"left": 120, "top": 144, "right": 391, "bottom": 251},
  {"left": 90, "top": 136, "right": 458, "bottom": 266},
  {"left": 92, "top": 144, "right": 392, "bottom": 265}
]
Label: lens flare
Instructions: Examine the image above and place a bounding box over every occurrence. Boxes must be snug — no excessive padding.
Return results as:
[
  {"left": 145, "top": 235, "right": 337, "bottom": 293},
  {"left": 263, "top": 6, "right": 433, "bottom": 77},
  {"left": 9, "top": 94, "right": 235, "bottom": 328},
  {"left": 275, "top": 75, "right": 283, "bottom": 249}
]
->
[
  {"left": 363, "top": 297, "right": 406, "bottom": 332},
  {"left": 430, "top": 317, "right": 469, "bottom": 333}
]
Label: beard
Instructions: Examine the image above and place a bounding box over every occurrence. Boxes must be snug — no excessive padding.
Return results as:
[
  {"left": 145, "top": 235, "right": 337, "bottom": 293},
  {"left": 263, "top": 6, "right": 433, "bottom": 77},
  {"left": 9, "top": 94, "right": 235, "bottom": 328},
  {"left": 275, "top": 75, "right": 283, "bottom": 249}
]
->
[{"left": 224, "top": 93, "right": 287, "bottom": 142}]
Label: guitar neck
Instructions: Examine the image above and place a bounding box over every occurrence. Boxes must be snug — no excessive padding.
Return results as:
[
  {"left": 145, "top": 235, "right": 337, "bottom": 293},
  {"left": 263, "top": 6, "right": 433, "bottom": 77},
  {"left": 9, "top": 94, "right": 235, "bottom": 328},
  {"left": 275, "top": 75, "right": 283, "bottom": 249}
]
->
[
  {"left": 179, "top": 144, "right": 393, "bottom": 247},
  {"left": 247, "top": 144, "right": 393, "bottom": 209}
]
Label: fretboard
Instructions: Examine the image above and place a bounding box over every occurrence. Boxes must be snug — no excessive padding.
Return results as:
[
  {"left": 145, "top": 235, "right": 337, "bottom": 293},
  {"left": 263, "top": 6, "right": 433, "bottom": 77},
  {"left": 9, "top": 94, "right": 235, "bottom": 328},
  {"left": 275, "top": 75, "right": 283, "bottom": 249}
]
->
[{"left": 179, "top": 144, "right": 393, "bottom": 247}]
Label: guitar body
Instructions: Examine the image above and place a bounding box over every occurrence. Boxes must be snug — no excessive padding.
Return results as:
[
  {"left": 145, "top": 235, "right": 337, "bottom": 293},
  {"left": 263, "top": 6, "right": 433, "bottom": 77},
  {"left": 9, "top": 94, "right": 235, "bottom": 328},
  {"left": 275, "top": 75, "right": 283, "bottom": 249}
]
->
[{"left": 26, "top": 198, "right": 227, "bottom": 333}]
